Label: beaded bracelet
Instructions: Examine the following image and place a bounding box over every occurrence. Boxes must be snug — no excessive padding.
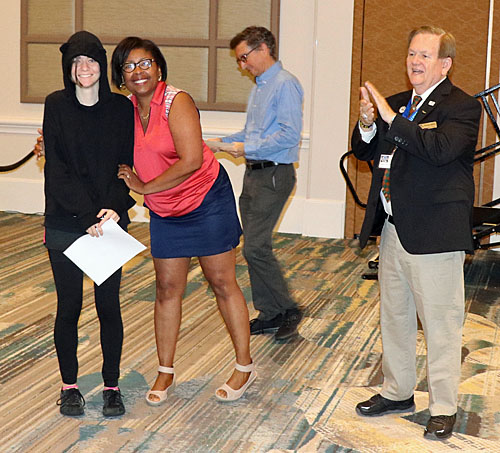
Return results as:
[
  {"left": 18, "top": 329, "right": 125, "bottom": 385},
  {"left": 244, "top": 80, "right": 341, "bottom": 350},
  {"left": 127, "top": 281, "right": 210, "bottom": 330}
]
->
[{"left": 359, "top": 119, "right": 373, "bottom": 130}]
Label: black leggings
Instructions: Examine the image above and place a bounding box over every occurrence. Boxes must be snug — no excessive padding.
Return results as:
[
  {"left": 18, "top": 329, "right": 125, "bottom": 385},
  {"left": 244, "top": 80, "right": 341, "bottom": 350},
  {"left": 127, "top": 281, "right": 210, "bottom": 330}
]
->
[{"left": 48, "top": 249, "right": 123, "bottom": 387}]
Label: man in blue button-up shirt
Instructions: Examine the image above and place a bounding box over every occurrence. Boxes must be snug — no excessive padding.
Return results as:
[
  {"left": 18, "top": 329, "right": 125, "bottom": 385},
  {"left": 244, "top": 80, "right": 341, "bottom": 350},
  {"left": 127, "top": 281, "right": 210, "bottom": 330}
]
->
[{"left": 213, "top": 26, "right": 304, "bottom": 341}]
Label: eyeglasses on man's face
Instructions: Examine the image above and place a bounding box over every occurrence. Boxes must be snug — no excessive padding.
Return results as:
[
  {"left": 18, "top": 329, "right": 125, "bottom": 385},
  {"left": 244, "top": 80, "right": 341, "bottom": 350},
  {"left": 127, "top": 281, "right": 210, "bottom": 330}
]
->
[
  {"left": 236, "top": 46, "right": 259, "bottom": 64},
  {"left": 122, "top": 58, "right": 155, "bottom": 73}
]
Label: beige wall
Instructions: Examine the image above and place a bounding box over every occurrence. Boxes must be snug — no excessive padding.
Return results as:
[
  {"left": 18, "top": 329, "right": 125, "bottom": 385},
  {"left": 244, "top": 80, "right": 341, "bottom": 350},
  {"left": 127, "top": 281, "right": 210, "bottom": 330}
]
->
[{"left": 0, "top": 0, "right": 353, "bottom": 239}]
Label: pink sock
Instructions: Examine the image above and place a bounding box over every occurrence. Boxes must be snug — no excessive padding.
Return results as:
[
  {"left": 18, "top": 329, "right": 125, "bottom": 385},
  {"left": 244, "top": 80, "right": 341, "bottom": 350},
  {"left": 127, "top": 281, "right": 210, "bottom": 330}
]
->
[
  {"left": 104, "top": 386, "right": 119, "bottom": 391},
  {"left": 61, "top": 384, "right": 78, "bottom": 391}
]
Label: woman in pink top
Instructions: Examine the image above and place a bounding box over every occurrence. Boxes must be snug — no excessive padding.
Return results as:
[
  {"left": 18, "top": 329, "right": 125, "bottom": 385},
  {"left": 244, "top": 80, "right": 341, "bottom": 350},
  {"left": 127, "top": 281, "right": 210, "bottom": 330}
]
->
[{"left": 113, "top": 37, "right": 255, "bottom": 405}]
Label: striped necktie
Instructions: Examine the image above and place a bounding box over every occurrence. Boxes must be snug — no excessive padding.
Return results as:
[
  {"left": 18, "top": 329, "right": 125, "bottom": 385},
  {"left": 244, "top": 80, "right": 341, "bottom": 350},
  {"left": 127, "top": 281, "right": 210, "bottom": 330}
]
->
[{"left": 382, "top": 95, "right": 422, "bottom": 201}]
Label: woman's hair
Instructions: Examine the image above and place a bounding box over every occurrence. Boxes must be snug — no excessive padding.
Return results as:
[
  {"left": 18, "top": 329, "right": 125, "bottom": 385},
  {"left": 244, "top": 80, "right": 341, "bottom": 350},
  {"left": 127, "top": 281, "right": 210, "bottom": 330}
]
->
[{"left": 111, "top": 37, "right": 167, "bottom": 88}]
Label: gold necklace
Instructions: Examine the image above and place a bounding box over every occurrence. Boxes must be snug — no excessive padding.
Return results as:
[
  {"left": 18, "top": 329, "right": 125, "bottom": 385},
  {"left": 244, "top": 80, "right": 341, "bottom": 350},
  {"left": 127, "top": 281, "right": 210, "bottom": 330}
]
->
[{"left": 139, "top": 106, "right": 150, "bottom": 120}]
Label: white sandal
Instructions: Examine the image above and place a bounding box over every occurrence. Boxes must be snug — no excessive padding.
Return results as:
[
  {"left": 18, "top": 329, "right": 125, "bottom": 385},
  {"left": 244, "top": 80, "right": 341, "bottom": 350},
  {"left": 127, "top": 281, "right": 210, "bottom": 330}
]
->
[
  {"left": 215, "top": 362, "right": 257, "bottom": 402},
  {"left": 146, "top": 366, "right": 176, "bottom": 406}
]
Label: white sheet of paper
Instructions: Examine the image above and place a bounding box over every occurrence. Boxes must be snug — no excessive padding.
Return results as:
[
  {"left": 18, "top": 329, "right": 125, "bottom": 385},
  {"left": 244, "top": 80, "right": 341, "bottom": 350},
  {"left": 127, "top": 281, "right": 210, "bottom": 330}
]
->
[{"left": 63, "top": 219, "right": 146, "bottom": 286}]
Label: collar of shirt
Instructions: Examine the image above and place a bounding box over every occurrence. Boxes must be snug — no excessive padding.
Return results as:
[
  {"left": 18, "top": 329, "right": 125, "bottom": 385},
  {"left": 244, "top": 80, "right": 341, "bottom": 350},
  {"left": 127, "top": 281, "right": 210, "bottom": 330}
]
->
[
  {"left": 130, "top": 81, "right": 166, "bottom": 108},
  {"left": 412, "top": 76, "right": 447, "bottom": 109},
  {"left": 255, "top": 61, "right": 282, "bottom": 86}
]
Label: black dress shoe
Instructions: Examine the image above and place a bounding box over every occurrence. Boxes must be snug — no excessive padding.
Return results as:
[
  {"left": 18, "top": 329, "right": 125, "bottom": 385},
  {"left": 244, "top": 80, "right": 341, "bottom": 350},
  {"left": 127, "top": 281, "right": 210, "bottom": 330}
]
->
[
  {"left": 103, "top": 388, "right": 125, "bottom": 417},
  {"left": 250, "top": 313, "right": 283, "bottom": 335},
  {"left": 356, "top": 393, "right": 415, "bottom": 416},
  {"left": 275, "top": 308, "right": 303, "bottom": 340},
  {"left": 424, "top": 414, "right": 456, "bottom": 440}
]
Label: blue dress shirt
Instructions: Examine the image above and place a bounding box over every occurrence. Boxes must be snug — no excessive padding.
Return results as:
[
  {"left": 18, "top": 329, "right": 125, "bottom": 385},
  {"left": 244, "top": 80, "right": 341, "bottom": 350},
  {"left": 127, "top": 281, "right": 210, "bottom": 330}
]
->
[{"left": 222, "top": 61, "right": 304, "bottom": 163}]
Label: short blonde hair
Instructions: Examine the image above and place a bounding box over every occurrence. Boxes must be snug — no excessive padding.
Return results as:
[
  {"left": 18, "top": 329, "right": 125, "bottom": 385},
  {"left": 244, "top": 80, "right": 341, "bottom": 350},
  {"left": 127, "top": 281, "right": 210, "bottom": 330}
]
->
[{"left": 407, "top": 25, "right": 456, "bottom": 60}]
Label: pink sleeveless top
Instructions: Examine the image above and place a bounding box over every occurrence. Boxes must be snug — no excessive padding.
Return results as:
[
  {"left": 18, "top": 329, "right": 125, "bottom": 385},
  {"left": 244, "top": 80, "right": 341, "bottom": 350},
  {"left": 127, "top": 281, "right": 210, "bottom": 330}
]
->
[{"left": 131, "top": 82, "right": 219, "bottom": 217}]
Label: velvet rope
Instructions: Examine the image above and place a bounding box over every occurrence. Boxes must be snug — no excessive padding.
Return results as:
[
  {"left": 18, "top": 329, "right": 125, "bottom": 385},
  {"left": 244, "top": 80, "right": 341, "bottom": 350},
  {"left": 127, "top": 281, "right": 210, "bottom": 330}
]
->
[{"left": 0, "top": 151, "right": 35, "bottom": 172}]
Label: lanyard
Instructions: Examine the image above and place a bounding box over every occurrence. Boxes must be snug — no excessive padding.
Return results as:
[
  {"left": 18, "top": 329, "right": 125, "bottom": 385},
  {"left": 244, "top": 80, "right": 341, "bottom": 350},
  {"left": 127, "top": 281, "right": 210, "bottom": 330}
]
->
[{"left": 402, "top": 97, "right": 420, "bottom": 121}]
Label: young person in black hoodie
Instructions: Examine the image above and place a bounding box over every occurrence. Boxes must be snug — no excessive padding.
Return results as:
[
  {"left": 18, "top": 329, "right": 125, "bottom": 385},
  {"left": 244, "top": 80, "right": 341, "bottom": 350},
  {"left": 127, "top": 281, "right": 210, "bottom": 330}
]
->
[{"left": 43, "top": 31, "right": 135, "bottom": 417}]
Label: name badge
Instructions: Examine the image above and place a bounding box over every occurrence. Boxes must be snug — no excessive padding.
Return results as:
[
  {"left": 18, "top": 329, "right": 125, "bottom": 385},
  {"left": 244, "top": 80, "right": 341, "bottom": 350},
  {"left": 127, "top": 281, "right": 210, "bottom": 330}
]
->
[
  {"left": 419, "top": 121, "right": 438, "bottom": 129},
  {"left": 378, "top": 153, "right": 393, "bottom": 169}
]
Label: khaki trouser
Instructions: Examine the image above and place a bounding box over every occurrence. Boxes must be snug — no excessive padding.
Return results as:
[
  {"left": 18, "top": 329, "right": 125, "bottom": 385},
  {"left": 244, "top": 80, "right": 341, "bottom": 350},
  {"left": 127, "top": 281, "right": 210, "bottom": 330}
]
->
[{"left": 379, "top": 219, "right": 465, "bottom": 416}]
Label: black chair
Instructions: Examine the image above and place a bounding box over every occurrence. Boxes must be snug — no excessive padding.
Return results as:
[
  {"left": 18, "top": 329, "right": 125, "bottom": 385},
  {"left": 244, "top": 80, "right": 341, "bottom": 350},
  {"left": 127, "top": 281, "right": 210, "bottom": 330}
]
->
[{"left": 471, "top": 82, "right": 500, "bottom": 249}]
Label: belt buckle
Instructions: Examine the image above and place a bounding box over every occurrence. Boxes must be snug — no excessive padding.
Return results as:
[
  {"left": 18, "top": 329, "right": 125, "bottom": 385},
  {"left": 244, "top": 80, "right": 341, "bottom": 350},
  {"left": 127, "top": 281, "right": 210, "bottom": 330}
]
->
[
  {"left": 246, "top": 161, "right": 266, "bottom": 170},
  {"left": 246, "top": 160, "right": 280, "bottom": 170}
]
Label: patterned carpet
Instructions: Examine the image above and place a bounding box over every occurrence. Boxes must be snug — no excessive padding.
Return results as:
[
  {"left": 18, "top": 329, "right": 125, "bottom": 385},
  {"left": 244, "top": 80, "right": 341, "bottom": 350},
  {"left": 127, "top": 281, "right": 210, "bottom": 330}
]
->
[{"left": 0, "top": 212, "right": 499, "bottom": 452}]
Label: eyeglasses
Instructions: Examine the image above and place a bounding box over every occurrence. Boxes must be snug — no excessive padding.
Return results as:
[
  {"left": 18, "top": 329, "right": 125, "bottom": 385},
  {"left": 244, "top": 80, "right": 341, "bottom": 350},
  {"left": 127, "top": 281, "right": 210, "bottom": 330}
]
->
[
  {"left": 122, "top": 58, "right": 155, "bottom": 73},
  {"left": 236, "top": 46, "right": 259, "bottom": 64}
]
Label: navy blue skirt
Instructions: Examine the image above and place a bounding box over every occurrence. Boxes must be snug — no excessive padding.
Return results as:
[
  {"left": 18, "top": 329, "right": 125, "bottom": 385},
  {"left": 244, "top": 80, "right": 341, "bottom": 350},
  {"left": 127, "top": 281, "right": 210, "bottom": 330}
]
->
[{"left": 149, "top": 165, "right": 242, "bottom": 259}]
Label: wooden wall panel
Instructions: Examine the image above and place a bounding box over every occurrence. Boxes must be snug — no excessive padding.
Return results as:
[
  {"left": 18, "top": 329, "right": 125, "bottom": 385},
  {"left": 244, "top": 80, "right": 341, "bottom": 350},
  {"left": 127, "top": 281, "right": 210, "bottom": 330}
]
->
[
  {"left": 20, "top": 0, "right": 280, "bottom": 111},
  {"left": 345, "top": 0, "right": 491, "bottom": 238},
  {"left": 345, "top": 0, "right": 370, "bottom": 239},
  {"left": 83, "top": 0, "right": 210, "bottom": 39},
  {"left": 217, "top": 0, "right": 272, "bottom": 39},
  {"left": 479, "top": 5, "right": 500, "bottom": 206}
]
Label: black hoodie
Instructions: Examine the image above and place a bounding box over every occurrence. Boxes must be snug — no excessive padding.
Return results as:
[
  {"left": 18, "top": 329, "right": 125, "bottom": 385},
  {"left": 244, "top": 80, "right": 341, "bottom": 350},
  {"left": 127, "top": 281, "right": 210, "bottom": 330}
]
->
[
  {"left": 59, "top": 30, "right": 113, "bottom": 105},
  {"left": 43, "top": 31, "right": 135, "bottom": 235}
]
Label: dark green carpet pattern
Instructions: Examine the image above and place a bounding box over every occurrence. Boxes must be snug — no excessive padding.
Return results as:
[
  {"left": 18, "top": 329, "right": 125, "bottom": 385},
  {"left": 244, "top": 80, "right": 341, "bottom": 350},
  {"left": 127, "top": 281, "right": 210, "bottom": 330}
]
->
[{"left": 1, "top": 212, "right": 499, "bottom": 452}]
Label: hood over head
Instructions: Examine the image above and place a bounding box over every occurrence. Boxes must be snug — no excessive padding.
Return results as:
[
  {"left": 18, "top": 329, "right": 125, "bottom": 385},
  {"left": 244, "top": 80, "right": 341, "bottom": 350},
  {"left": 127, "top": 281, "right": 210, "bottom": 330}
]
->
[{"left": 59, "top": 31, "right": 111, "bottom": 102}]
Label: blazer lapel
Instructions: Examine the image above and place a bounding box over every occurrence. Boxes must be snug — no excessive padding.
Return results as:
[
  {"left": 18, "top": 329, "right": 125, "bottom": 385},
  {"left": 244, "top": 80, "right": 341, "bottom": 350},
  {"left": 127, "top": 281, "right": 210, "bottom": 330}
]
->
[{"left": 414, "top": 77, "right": 453, "bottom": 123}]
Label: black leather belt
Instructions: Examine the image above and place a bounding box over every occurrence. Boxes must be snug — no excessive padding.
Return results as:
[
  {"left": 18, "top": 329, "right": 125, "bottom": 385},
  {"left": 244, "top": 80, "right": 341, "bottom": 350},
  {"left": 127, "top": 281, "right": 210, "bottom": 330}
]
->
[
  {"left": 387, "top": 215, "right": 394, "bottom": 225},
  {"left": 245, "top": 160, "right": 280, "bottom": 170}
]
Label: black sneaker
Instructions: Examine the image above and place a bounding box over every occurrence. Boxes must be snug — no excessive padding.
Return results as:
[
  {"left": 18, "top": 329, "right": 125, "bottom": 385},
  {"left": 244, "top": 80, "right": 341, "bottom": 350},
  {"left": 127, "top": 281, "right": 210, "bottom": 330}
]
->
[
  {"left": 275, "top": 308, "right": 303, "bottom": 340},
  {"left": 249, "top": 313, "right": 283, "bottom": 335},
  {"left": 103, "top": 389, "right": 125, "bottom": 417},
  {"left": 57, "top": 388, "right": 85, "bottom": 416}
]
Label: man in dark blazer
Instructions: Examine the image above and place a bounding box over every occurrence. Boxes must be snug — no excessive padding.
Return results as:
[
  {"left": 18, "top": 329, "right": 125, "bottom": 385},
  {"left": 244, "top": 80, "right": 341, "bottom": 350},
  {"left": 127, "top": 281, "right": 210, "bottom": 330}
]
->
[{"left": 352, "top": 26, "right": 481, "bottom": 441}]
